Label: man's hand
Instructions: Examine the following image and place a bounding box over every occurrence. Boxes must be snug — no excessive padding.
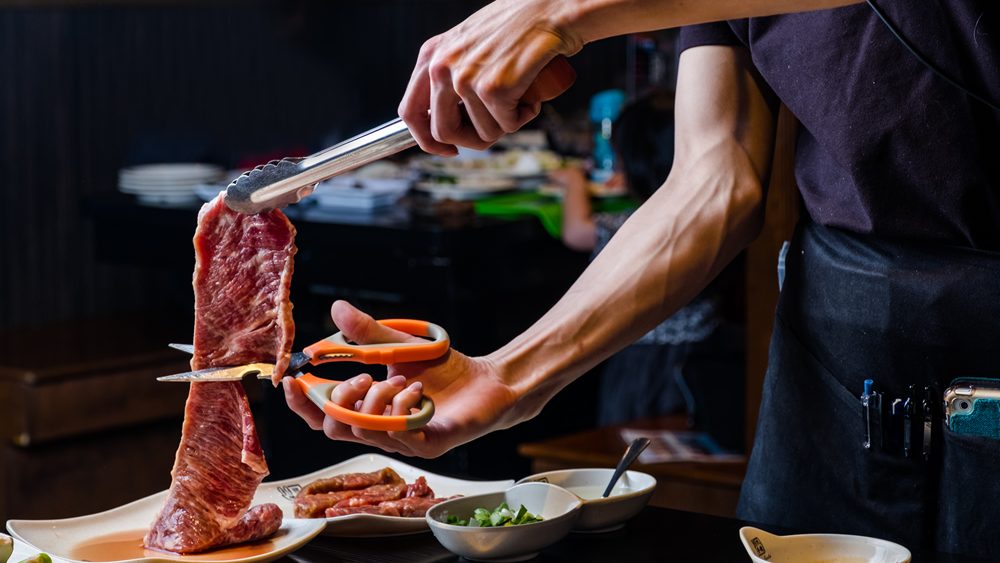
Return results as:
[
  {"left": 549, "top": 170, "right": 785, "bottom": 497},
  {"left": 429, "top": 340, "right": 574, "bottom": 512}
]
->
[
  {"left": 398, "top": 0, "right": 580, "bottom": 156},
  {"left": 398, "top": 0, "right": 860, "bottom": 156},
  {"left": 283, "top": 300, "right": 519, "bottom": 458}
]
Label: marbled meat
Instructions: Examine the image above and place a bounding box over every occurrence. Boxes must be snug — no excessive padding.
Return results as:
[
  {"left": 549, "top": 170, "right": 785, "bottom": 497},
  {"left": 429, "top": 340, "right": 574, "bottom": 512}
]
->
[{"left": 144, "top": 196, "right": 296, "bottom": 554}]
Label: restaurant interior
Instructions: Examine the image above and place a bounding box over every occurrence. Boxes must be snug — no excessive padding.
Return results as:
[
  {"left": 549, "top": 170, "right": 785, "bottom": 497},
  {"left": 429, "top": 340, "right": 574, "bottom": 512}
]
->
[{"left": 0, "top": 0, "right": 807, "bottom": 560}]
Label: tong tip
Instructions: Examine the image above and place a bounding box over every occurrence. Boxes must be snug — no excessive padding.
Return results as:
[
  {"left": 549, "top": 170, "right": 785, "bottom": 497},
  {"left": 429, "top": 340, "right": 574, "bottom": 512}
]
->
[{"left": 224, "top": 158, "right": 309, "bottom": 214}]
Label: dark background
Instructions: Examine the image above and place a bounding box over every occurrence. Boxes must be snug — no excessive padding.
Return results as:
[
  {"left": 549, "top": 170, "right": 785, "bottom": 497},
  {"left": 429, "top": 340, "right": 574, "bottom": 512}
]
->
[
  {"left": 0, "top": 0, "right": 644, "bottom": 486},
  {"left": 0, "top": 0, "right": 628, "bottom": 330}
]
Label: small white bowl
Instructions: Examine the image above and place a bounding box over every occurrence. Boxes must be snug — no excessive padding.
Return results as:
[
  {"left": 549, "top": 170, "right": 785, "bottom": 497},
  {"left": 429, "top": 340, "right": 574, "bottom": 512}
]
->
[
  {"left": 739, "top": 526, "right": 912, "bottom": 563},
  {"left": 426, "top": 482, "right": 582, "bottom": 562},
  {"left": 517, "top": 468, "right": 657, "bottom": 532}
]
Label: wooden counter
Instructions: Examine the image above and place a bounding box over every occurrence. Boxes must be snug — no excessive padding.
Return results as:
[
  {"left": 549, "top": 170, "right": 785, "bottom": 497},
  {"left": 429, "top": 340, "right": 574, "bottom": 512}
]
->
[
  {"left": 518, "top": 415, "right": 746, "bottom": 518},
  {"left": 0, "top": 315, "right": 195, "bottom": 522}
]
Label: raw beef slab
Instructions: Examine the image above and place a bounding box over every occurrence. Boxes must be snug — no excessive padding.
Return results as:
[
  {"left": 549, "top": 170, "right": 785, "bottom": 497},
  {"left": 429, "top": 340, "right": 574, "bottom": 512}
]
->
[{"left": 144, "top": 196, "right": 296, "bottom": 554}]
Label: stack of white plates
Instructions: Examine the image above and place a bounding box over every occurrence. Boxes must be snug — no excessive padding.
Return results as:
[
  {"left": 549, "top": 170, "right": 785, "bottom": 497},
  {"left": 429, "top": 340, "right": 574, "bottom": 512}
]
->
[
  {"left": 313, "top": 182, "right": 409, "bottom": 211},
  {"left": 118, "top": 163, "right": 224, "bottom": 206},
  {"left": 312, "top": 170, "right": 412, "bottom": 212}
]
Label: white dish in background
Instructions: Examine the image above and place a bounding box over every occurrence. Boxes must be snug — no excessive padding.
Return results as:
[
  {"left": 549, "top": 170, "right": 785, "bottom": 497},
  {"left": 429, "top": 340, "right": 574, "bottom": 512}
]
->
[
  {"left": 536, "top": 182, "right": 628, "bottom": 200},
  {"left": 255, "top": 453, "right": 513, "bottom": 537},
  {"left": 426, "top": 482, "right": 582, "bottom": 562},
  {"left": 516, "top": 468, "right": 656, "bottom": 532},
  {"left": 118, "top": 182, "right": 201, "bottom": 194},
  {"left": 133, "top": 193, "right": 201, "bottom": 207},
  {"left": 6, "top": 497, "right": 324, "bottom": 563},
  {"left": 118, "top": 163, "right": 224, "bottom": 207},
  {"left": 413, "top": 149, "right": 561, "bottom": 180},
  {"left": 119, "top": 164, "right": 224, "bottom": 183},
  {"left": 195, "top": 185, "right": 225, "bottom": 203},
  {"left": 414, "top": 178, "right": 517, "bottom": 201},
  {"left": 739, "top": 527, "right": 912, "bottom": 563},
  {"left": 313, "top": 174, "right": 410, "bottom": 210}
]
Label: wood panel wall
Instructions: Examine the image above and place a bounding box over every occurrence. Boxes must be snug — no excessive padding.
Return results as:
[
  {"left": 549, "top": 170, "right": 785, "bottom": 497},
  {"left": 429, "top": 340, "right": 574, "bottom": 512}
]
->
[
  {"left": 744, "top": 105, "right": 801, "bottom": 450},
  {"left": 0, "top": 0, "right": 627, "bottom": 330}
]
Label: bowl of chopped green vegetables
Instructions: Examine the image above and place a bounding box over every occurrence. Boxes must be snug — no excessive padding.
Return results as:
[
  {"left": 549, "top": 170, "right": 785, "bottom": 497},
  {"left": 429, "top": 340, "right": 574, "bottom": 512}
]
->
[{"left": 426, "top": 482, "right": 581, "bottom": 561}]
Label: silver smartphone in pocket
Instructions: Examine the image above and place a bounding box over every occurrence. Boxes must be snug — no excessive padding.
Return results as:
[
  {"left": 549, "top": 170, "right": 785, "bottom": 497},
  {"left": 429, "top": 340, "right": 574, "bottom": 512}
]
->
[{"left": 944, "top": 379, "right": 1000, "bottom": 440}]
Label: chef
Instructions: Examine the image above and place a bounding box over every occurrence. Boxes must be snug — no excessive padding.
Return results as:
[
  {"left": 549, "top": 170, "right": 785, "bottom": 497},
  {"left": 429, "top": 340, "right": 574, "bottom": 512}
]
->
[{"left": 284, "top": 0, "right": 1000, "bottom": 557}]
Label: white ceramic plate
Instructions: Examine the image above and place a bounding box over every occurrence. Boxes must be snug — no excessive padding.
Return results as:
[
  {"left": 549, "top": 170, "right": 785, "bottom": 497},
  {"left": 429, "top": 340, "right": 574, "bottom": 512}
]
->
[
  {"left": 133, "top": 193, "right": 200, "bottom": 206},
  {"left": 6, "top": 495, "right": 324, "bottom": 563},
  {"left": 119, "top": 164, "right": 224, "bottom": 183},
  {"left": 118, "top": 183, "right": 201, "bottom": 193},
  {"left": 414, "top": 179, "right": 517, "bottom": 201},
  {"left": 254, "top": 453, "right": 513, "bottom": 537},
  {"left": 739, "top": 526, "right": 912, "bottom": 563}
]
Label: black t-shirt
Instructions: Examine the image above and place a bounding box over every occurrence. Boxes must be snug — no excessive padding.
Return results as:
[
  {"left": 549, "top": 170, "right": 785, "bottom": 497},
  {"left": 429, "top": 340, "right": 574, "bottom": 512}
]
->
[{"left": 678, "top": 2, "right": 1000, "bottom": 250}]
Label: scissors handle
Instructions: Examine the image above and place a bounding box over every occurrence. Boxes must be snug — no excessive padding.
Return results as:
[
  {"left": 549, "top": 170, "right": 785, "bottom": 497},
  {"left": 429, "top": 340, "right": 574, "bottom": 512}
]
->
[
  {"left": 303, "top": 319, "right": 450, "bottom": 365},
  {"left": 294, "top": 373, "right": 435, "bottom": 431}
]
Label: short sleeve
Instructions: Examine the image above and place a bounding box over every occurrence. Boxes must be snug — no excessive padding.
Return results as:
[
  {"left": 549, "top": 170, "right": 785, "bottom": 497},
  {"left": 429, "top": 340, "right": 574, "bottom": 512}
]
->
[
  {"left": 677, "top": 21, "right": 780, "bottom": 113},
  {"left": 677, "top": 22, "right": 743, "bottom": 53}
]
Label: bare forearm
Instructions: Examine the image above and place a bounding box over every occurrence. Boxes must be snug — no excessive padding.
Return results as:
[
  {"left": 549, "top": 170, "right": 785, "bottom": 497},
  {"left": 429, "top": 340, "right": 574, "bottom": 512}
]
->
[
  {"left": 485, "top": 44, "right": 776, "bottom": 428},
  {"left": 490, "top": 147, "right": 764, "bottom": 425},
  {"left": 554, "top": 0, "right": 863, "bottom": 46}
]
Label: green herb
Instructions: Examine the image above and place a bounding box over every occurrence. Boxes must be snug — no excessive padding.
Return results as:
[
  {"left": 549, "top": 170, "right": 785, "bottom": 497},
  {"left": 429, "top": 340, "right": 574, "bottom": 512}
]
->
[
  {"left": 444, "top": 502, "right": 543, "bottom": 527},
  {"left": 17, "top": 554, "right": 51, "bottom": 563}
]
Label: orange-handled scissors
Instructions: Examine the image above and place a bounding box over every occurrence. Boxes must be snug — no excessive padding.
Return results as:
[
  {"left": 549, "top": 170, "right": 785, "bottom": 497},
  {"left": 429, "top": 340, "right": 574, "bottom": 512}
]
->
[{"left": 158, "top": 319, "right": 449, "bottom": 431}]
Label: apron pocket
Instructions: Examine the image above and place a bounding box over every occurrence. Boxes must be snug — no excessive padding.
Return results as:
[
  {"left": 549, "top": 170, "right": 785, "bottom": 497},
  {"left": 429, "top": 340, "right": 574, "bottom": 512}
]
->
[
  {"left": 936, "top": 426, "right": 1000, "bottom": 557},
  {"left": 739, "top": 314, "right": 925, "bottom": 550}
]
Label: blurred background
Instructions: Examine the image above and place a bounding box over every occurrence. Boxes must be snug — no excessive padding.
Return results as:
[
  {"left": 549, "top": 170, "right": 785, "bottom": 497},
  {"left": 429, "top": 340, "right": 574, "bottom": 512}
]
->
[{"left": 1, "top": 0, "right": 752, "bottom": 525}]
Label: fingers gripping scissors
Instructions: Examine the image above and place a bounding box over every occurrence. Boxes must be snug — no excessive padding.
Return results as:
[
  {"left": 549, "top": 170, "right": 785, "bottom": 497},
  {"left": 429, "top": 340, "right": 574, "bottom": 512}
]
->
[{"left": 158, "top": 319, "right": 449, "bottom": 431}]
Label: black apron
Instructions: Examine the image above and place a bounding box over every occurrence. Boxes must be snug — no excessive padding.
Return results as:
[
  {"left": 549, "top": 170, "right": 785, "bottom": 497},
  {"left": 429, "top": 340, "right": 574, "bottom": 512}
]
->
[{"left": 737, "top": 221, "right": 1000, "bottom": 558}]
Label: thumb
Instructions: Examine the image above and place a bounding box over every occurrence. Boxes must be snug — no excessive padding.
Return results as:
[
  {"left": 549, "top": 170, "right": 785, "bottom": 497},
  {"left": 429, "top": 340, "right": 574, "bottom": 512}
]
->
[{"left": 330, "top": 300, "right": 423, "bottom": 345}]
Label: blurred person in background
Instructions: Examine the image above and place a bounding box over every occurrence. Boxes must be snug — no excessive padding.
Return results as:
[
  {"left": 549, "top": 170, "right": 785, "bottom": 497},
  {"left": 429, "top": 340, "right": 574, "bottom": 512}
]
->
[{"left": 551, "top": 91, "right": 741, "bottom": 430}]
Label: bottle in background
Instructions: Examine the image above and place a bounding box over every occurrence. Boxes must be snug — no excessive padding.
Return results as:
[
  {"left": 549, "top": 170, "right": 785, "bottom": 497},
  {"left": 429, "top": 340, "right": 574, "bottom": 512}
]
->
[{"left": 588, "top": 89, "right": 626, "bottom": 183}]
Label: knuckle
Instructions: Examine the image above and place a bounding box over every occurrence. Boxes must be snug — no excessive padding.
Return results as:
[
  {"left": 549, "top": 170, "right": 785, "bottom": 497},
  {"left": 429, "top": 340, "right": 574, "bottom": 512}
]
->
[
  {"left": 469, "top": 137, "right": 493, "bottom": 150},
  {"left": 430, "top": 122, "right": 450, "bottom": 144},
  {"left": 331, "top": 387, "right": 353, "bottom": 406},
  {"left": 398, "top": 99, "right": 426, "bottom": 123},
  {"left": 428, "top": 60, "right": 451, "bottom": 83},
  {"left": 453, "top": 71, "right": 475, "bottom": 97},
  {"left": 478, "top": 77, "right": 512, "bottom": 105},
  {"left": 499, "top": 117, "right": 521, "bottom": 134},
  {"left": 322, "top": 424, "right": 340, "bottom": 440},
  {"left": 417, "top": 37, "right": 437, "bottom": 60}
]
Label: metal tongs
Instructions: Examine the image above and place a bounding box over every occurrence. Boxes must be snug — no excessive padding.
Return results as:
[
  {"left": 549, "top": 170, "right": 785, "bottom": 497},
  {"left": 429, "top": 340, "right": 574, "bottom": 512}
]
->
[
  {"left": 158, "top": 319, "right": 449, "bottom": 431},
  {"left": 225, "top": 118, "right": 415, "bottom": 214},
  {"left": 223, "top": 56, "right": 576, "bottom": 214}
]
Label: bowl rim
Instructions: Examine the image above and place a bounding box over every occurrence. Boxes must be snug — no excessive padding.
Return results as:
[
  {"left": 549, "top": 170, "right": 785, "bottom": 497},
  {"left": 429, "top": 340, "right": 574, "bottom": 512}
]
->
[
  {"left": 515, "top": 468, "right": 657, "bottom": 505},
  {"left": 738, "top": 526, "right": 913, "bottom": 561},
  {"left": 426, "top": 482, "right": 582, "bottom": 530}
]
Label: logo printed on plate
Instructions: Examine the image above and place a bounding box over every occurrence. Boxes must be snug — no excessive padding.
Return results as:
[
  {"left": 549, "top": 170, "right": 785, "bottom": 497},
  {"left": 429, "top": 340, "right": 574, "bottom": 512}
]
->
[
  {"left": 751, "top": 536, "right": 772, "bottom": 560},
  {"left": 277, "top": 484, "right": 301, "bottom": 501}
]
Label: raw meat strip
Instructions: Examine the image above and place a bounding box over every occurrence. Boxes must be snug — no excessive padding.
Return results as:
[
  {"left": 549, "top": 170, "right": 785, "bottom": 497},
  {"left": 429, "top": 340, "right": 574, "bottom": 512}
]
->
[
  {"left": 324, "top": 496, "right": 452, "bottom": 518},
  {"left": 294, "top": 468, "right": 405, "bottom": 517},
  {"left": 190, "top": 195, "right": 296, "bottom": 382},
  {"left": 331, "top": 483, "right": 407, "bottom": 508},
  {"left": 145, "top": 197, "right": 295, "bottom": 554},
  {"left": 298, "top": 468, "right": 404, "bottom": 496}
]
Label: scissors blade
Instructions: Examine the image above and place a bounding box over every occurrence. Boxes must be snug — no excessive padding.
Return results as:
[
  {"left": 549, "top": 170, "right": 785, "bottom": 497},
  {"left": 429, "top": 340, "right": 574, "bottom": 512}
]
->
[
  {"left": 169, "top": 343, "right": 195, "bottom": 354},
  {"left": 169, "top": 345, "right": 314, "bottom": 378},
  {"left": 157, "top": 363, "right": 276, "bottom": 382}
]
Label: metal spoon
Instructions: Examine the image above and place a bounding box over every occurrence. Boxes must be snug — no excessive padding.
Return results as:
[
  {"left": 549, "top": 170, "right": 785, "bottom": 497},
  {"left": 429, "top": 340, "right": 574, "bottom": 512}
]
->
[{"left": 602, "top": 437, "right": 651, "bottom": 498}]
